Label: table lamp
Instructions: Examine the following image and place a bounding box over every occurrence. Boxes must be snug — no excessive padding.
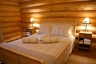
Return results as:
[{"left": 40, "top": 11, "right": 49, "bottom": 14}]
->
[
  {"left": 83, "top": 17, "right": 90, "bottom": 32},
  {"left": 30, "top": 18, "right": 35, "bottom": 28}
]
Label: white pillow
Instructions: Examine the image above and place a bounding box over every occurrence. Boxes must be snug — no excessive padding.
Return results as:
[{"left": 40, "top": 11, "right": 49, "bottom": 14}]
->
[
  {"left": 37, "top": 23, "right": 53, "bottom": 34},
  {"left": 51, "top": 24, "right": 71, "bottom": 36},
  {"left": 43, "top": 24, "right": 53, "bottom": 34},
  {"left": 59, "top": 24, "right": 71, "bottom": 36},
  {"left": 37, "top": 24, "right": 46, "bottom": 34},
  {"left": 41, "top": 35, "right": 58, "bottom": 43},
  {"left": 22, "top": 37, "right": 38, "bottom": 44},
  {"left": 51, "top": 25, "right": 60, "bottom": 36},
  {"left": 68, "top": 26, "right": 73, "bottom": 35}
]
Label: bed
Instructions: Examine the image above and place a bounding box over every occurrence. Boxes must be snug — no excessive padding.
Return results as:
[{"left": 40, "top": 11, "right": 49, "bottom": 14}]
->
[{"left": 0, "top": 21, "right": 76, "bottom": 64}]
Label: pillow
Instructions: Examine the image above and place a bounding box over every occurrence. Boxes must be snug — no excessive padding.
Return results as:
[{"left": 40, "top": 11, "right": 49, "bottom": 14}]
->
[
  {"left": 37, "top": 24, "right": 46, "bottom": 34},
  {"left": 59, "top": 24, "right": 71, "bottom": 36},
  {"left": 22, "top": 37, "right": 38, "bottom": 44},
  {"left": 68, "top": 26, "right": 73, "bottom": 35},
  {"left": 41, "top": 35, "right": 58, "bottom": 43},
  {"left": 51, "top": 25, "right": 60, "bottom": 36},
  {"left": 43, "top": 24, "right": 53, "bottom": 34},
  {"left": 37, "top": 23, "right": 53, "bottom": 34}
]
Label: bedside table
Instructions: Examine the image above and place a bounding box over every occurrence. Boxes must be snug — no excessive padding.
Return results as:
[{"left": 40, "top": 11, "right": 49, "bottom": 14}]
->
[
  {"left": 78, "top": 31, "right": 92, "bottom": 51},
  {"left": 25, "top": 28, "right": 36, "bottom": 37}
]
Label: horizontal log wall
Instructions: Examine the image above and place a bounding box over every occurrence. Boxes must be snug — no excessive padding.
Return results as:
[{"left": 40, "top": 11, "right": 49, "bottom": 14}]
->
[
  {"left": 19, "top": 0, "right": 96, "bottom": 41},
  {"left": 0, "top": 0, "right": 22, "bottom": 43}
]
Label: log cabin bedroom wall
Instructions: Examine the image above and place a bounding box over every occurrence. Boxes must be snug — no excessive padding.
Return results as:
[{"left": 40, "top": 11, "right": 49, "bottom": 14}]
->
[
  {"left": 19, "top": 0, "right": 96, "bottom": 42},
  {"left": 0, "top": 0, "right": 96, "bottom": 44},
  {"left": 0, "top": 0, "right": 22, "bottom": 43}
]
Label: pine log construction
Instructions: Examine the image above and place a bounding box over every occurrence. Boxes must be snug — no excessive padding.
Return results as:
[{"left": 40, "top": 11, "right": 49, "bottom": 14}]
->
[
  {"left": 0, "top": 0, "right": 96, "bottom": 64},
  {"left": 19, "top": 0, "right": 96, "bottom": 42},
  {"left": 0, "top": 0, "right": 21, "bottom": 43}
]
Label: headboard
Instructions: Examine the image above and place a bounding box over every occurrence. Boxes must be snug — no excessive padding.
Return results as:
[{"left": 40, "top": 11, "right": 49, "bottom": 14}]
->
[{"left": 41, "top": 21, "right": 77, "bottom": 36}]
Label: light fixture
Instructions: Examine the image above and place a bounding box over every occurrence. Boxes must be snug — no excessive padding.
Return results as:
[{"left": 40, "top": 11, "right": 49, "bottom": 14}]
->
[
  {"left": 30, "top": 18, "right": 35, "bottom": 28},
  {"left": 83, "top": 17, "right": 90, "bottom": 32}
]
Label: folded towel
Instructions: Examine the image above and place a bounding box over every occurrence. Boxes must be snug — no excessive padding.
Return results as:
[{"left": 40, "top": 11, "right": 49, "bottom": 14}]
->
[
  {"left": 22, "top": 37, "right": 38, "bottom": 44},
  {"left": 41, "top": 35, "right": 58, "bottom": 43}
]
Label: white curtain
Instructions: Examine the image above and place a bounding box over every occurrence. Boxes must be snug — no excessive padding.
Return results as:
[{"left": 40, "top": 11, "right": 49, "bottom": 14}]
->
[{"left": 0, "top": 22, "right": 3, "bottom": 41}]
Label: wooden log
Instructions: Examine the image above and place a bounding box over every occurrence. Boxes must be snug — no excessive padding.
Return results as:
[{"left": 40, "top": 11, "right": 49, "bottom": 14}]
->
[
  {"left": 21, "top": 11, "right": 96, "bottom": 18},
  {"left": 21, "top": 1, "right": 96, "bottom": 13},
  {"left": 3, "top": 31, "right": 21, "bottom": 38},
  {"left": 8, "top": 0, "right": 19, "bottom": 1},
  {"left": 0, "top": 12, "right": 20, "bottom": 16},
  {"left": 2, "top": 35, "right": 22, "bottom": 43},
  {"left": 77, "top": 23, "right": 96, "bottom": 26},
  {"left": 3, "top": 31, "right": 22, "bottom": 38},
  {"left": 21, "top": 23, "right": 30, "bottom": 29},
  {"left": 0, "top": 17, "right": 21, "bottom": 22},
  {"left": 2, "top": 31, "right": 22, "bottom": 43},
  {"left": 0, "top": 0, "right": 19, "bottom": 5},
  {"left": 21, "top": 17, "right": 96, "bottom": 23},
  {"left": 76, "top": 25, "right": 96, "bottom": 32},
  {"left": 2, "top": 26, "right": 21, "bottom": 34},
  {"left": 20, "top": 0, "right": 92, "bottom": 8},
  {"left": 0, "top": 5, "right": 20, "bottom": 12},
  {"left": 1, "top": 22, "right": 20, "bottom": 28},
  {"left": 19, "top": 0, "right": 31, "bottom": 3}
]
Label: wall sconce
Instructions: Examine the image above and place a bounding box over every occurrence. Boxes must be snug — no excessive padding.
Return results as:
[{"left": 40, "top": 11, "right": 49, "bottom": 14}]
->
[
  {"left": 83, "top": 17, "right": 90, "bottom": 32},
  {"left": 30, "top": 18, "right": 35, "bottom": 28}
]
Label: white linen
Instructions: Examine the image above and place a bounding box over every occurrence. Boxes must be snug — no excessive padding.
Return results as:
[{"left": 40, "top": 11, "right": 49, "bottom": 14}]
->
[
  {"left": 37, "top": 23, "right": 53, "bottom": 34},
  {"left": 28, "top": 33, "right": 49, "bottom": 41},
  {"left": 6, "top": 35, "right": 75, "bottom": 64},
  {"left": 51, "top": 25, "right": 60, "bottom": 36},
  {"left": 51, "top": 24, "right": 71, "bottom": 36},
  {"left": 59, "top": 24, "right": 70, "bottom": 36},
  {"left": 37, "top": 24, "right": 46, "bottom": 34}
]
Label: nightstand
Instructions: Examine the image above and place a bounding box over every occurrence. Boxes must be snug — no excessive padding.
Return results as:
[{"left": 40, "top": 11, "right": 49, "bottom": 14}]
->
[
  {"left": 78, "top": 31, "right": 92, "bottom": 51},
  {"left": 25, "top": 27, "right": 36, "bottom": 36}
]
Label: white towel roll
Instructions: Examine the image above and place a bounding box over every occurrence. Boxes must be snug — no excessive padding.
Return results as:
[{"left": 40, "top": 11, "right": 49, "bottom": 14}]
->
[
  {"left": 41, "top": 35, "right": 58, "bottom": 43},
  {"left": 22, "top": 37, "right": 38, "bottom": 44}
]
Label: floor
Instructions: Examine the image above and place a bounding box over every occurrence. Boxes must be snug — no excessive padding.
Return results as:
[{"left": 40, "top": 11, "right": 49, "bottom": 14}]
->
[{"left": 66, "top": 46, "right": 96, "bottom": 64}]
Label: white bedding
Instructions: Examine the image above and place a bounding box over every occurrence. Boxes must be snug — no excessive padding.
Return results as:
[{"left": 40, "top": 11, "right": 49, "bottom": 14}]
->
[
  {"left": 1, "top": 35, "right": 75, "bottom": 64},
  {"left": 28, "top": 33, "right": 49, "bottom": 41}
]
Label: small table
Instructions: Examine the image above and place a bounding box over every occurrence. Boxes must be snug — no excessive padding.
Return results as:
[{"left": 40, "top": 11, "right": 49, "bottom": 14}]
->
[
  {"left": 25, "top": 27, "right": 36, "bottom": 37},
  {"left": 78, "top": 31, "right": 92, "bottom": 51}
]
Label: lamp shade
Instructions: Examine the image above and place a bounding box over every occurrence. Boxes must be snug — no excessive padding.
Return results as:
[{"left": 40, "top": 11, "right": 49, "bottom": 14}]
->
[
  {"left": 30, "top": 18, "right": 35, "bottom": 22},
  {"left": 83, "top": 17, "right": 90, "bottom": 24}
]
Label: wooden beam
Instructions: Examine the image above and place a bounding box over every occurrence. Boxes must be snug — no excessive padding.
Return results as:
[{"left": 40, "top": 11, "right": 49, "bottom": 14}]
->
[
  {"left": 8, "top": 0, "right": 19, "bottom": 1},
  {"left": 19, "top": 0, "right": 31, "bottom": 3},
  {"left": 1, "top": 22, "right": 20, "bottom": 28},
  {"left": 20, "top": 0, "right": 94, "bottom": 8},
  {"left": 0, "top": 17, "right": 21, "bottom": 23},
  {"left": 20, "top": 11, "right": 96, "bottom": 18},
  {"left": 21, "top": 1, "right": 96, "bottom": 13},
  {"left": 0, "top": 12, "right": 20, "bottom": 16},
  {"left": 0, "top": 0, "right": 19, "bottom": 5},
  {"left": 0, "top": 5, "right": 20, "bottom": 12},
  {"left": 2, "top": 26, "right": 21, "bottom": 34}
]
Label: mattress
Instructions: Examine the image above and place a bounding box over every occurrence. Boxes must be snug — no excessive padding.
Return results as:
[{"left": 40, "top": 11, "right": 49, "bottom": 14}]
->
[{"left": 0, "top": 35, "right": 75, "bottom": 64}]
